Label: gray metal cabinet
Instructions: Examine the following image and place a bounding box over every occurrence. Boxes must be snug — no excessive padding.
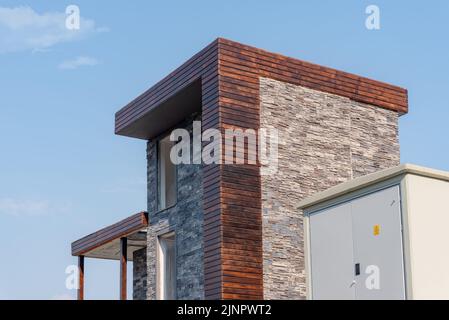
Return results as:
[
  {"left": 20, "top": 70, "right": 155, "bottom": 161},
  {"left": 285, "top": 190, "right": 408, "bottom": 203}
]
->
[
  {"left": 301, "top": 164, "right": 449, "bottom": 299},
  {"left": 309, "top": 186, "right": 405, "bottom": 300},
  {"left": 309, "top": 202, "right": 355, "bottom": 299}
]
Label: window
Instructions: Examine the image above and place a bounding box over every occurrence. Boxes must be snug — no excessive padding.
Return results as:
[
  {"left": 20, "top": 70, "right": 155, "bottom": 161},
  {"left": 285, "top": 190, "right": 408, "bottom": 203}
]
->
[
  {"left": 158, "top": 135, "right": 177, "bottom": 210},
  {"left": 157, "top": 232, "right": 176, "bottom": 300}
]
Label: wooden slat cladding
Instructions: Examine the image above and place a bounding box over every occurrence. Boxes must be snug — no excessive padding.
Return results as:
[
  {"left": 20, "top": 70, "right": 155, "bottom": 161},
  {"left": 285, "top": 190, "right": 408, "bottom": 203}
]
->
[
  {"left": 217, "top": 53, "right": 263, "bottom": 298},
  {"left": 217, "top": 38, "right": 408, "bottom": 114},
  {"left": 71, "top": 212, "right": 148, "bottom": 256},
  {"left": 202, "top": 64, "right": 222, "bottom": 299}
]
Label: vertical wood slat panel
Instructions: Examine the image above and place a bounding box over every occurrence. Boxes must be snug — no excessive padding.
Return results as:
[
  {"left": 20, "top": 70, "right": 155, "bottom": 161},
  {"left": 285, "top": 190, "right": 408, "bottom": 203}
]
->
[
  {"left": 218, "top": 40, "right": 263, "bottom": 298},
  {"left": 202, "top": 53, "right": 222, "bottom": 299}
]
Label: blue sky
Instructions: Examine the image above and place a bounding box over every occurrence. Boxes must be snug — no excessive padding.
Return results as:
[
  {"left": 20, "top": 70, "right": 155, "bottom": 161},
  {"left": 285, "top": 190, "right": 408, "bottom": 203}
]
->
[{"left": 0, "top": 0, "right": 448, "bottom": 299}]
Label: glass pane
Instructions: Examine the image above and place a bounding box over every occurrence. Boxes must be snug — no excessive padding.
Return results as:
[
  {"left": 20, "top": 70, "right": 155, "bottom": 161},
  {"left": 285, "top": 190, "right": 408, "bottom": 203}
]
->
[
  {"left": 158, "top": 232, "right": 176, "bottom": 300},
  {"left": 158, "top": 136, "right": 177, "bottom": 210}
]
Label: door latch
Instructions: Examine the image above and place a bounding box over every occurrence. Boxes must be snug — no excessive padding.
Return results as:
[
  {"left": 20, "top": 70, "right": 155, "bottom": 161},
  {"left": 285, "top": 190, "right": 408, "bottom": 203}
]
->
[{"left": 355, "top": 263, "right": 361, "bottom": 276}]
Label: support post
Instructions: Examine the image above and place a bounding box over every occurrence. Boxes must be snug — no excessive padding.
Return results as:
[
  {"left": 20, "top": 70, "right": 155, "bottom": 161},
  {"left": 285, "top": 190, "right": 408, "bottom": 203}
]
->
[
  {"left": 78, "top": 255, "right": 84, "bottom": 300},
  {"left": 120, "top": 237, "right": 127, "bottom": 300}
]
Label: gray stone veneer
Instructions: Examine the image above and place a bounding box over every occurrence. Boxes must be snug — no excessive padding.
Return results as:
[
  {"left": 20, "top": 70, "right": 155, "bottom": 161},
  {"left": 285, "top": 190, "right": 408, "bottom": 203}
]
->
[
  {"left": 260, "top": 77, "right": 400, "bottom": 299},
  {"left": 146, "top": 115, "right": 204, "bottom": 300},
  {"left": 133, "top": 247, "right": 147, "bottom": 300}
]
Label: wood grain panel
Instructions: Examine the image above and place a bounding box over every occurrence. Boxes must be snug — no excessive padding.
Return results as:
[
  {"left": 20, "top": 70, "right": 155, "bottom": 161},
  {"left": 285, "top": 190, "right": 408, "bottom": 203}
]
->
[
  {"left": 217, "top": 41, "right": 263, "bottom": 297},
  {"left": 217, "top": 38, "right": 408, "bottom": 114}
]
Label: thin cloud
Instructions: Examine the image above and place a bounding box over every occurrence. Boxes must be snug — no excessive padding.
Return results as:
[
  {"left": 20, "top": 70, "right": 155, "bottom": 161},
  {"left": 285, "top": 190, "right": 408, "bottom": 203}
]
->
[
  {"left": 0, "top": 198, "right": 71, "bottom": 216},
  {"left": 0, "top": 6, "right": 107, "bottom": 53},
  {"left": 58, "top": 56, "right": 99, "bottom": 70},
  {"left": 96, "top": 26, "right": 110, "bottom": 33},
  {"left": 100, "top": 178, "right": 147, "bottom": 193}
]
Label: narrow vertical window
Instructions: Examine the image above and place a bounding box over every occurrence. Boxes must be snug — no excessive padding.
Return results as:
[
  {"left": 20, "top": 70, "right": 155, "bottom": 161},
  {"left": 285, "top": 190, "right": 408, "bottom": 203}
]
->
[
  {"left": 157, "top": 232, "right": 176, "bottom": 300},
  {"left": 158, "top": 135, "right": 177, "bottom": 210}
]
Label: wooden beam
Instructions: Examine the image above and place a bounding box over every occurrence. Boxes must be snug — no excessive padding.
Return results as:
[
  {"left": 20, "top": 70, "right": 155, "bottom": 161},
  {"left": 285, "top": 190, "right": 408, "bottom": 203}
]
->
[
  {"left": 78, "top": 256, "right": 84, "bottom": 300},
  {"left": 120, "top": 237, "right": 127, "bottom": 300}
]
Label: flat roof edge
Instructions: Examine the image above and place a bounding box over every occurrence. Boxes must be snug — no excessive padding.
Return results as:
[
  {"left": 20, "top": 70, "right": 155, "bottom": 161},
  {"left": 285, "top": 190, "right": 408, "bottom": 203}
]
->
[
  {"left": 298, "top": 163, "right": 449, "bottom": 210},
  {"left": 115, "top": 37, "right": 408, "bottom": 140}
]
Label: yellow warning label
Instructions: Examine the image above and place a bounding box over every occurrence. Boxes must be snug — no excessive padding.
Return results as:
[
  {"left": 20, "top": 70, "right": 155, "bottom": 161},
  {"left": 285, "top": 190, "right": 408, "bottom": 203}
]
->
[{"left": 373, "top": 224, "right": 380, "bottom": 236}]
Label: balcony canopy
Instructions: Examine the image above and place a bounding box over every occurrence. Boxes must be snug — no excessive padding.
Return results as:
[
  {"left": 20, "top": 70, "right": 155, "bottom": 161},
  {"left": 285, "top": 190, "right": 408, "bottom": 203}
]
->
[
  {"left": 71, "top": 211, "right": 148, "bottom": 260},
  {"left": 71, "top": 211, "right": 148, "bottom": 300}
]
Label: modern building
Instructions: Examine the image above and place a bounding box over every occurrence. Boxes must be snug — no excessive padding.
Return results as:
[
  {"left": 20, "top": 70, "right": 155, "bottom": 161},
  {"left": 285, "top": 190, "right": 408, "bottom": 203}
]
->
[{"left": 71, "top": 38, "right": 408, "bottom": 300}]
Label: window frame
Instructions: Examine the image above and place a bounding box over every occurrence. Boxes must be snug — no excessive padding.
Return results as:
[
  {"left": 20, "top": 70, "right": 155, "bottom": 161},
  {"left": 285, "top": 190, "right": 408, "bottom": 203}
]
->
[
  {"left": 157, "top": 134, "right": 178, "bottom": 212},
  {"left": 156, "top": 231, "right": 177, "bottom": 300}
]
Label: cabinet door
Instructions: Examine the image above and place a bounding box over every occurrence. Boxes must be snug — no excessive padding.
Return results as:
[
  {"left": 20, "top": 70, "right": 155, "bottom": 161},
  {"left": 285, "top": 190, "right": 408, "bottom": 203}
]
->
[
  {"left": 309, "top": 203, "right": 356, "bottom": 299},
  {"left": 351, "top": 186, "right": 406, "bottom": 299}
]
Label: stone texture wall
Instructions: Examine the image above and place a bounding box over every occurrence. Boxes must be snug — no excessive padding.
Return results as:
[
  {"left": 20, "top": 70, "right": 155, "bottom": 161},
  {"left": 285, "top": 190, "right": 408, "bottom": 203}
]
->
[
  {"left": 260, "top": 77, "right": 400, "bottom": 299},
  {"left": 133, "top": 247, "right": 147, "bottom": 300},
  {"left": 146, "top": 115, "right": 204, "bottom": 300}
]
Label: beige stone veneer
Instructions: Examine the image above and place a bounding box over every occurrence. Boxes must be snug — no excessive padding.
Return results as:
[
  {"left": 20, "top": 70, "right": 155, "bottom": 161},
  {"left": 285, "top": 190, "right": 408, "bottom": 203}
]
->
[{"left": 260, "top": 77, "right": 400, "bottom": 299}]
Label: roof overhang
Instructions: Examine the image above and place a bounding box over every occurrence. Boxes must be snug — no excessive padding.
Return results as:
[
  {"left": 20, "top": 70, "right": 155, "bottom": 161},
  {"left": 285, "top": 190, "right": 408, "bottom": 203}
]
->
[
  {"left": 114, "top": 37, "right": 408, "bottom": 141},
  {"left": 115, "top": 79, "right": 202, "bottom": 140},
  {"left": 71, "top": 212, "right": 148, "bottom": 261}
]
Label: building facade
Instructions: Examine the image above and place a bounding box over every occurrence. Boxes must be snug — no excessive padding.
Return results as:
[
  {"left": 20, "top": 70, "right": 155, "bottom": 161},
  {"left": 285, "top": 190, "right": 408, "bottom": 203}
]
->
[{"left": 72, "top": 38, "right": 408, "bottom": 300}]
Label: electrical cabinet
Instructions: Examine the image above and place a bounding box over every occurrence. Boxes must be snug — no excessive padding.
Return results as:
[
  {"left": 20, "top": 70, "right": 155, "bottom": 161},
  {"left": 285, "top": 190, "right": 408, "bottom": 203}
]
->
[{"left": 299, "top": 164, "right": 449, "bottom": 300}]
